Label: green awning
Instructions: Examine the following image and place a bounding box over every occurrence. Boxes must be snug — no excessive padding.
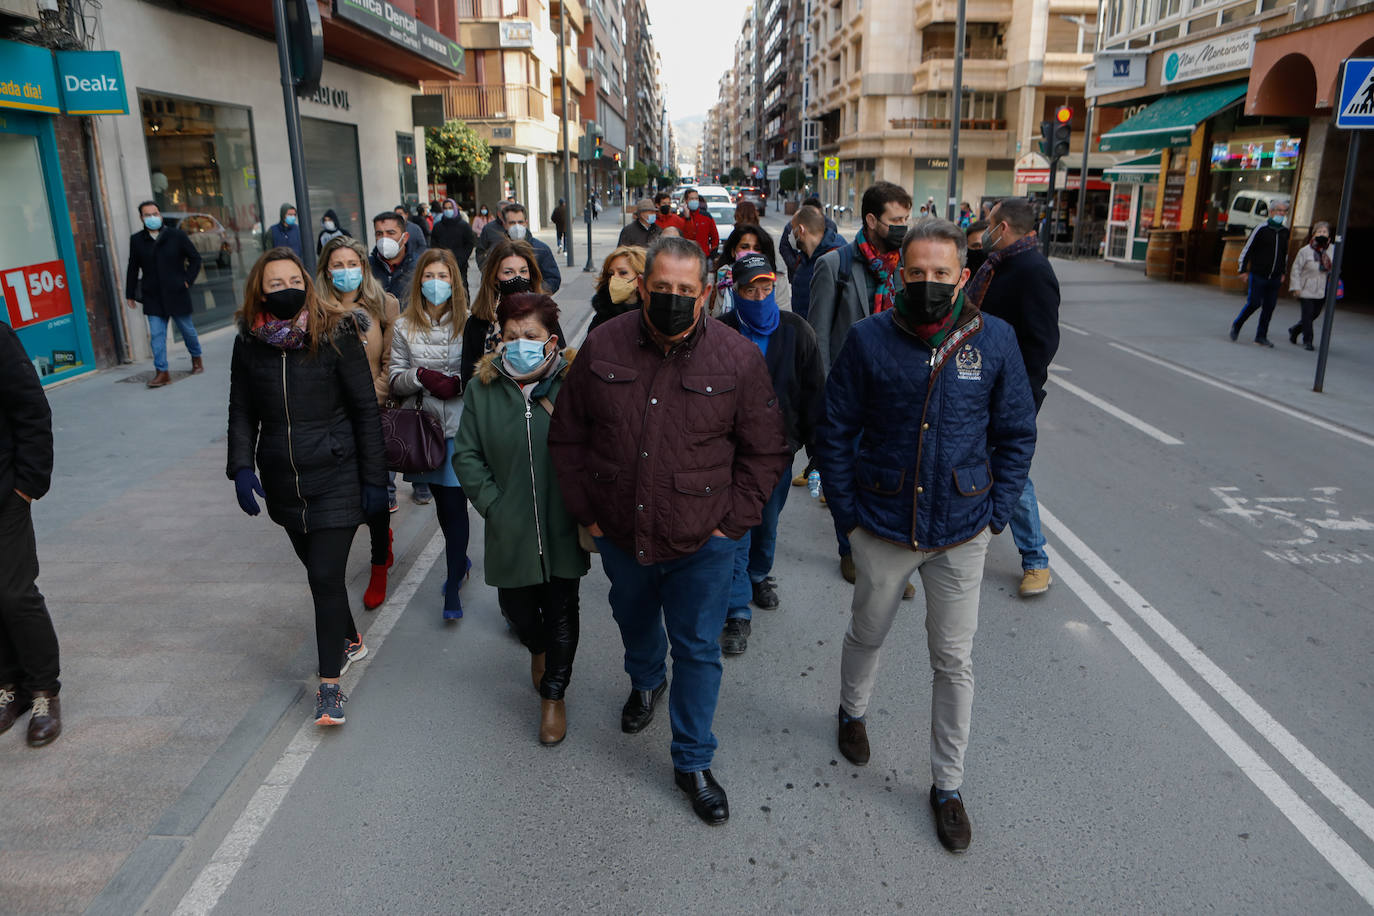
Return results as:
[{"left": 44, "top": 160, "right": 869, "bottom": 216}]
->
[
  {"left": 1103, "top": 152, "right": 1162, "bottom": 183},
  {"left": 1098, "top": 82, "right": 1247, "bottom": 152}
]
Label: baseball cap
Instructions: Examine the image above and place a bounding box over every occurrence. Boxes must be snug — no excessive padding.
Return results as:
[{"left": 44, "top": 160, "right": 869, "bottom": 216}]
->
[{"left": 733, "top": 252, "right": 775, "bottom": 287}]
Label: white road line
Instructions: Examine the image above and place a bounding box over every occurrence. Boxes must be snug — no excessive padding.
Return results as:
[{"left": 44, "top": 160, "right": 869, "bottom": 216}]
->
[
  {"left": 1108, "top": 341, "right": 1374, "bottom": 450},
  {"left": 1061, "top": 322, "right": 1092, "bottom": 336},
  {"left": 1041, "top": 502, "right": 1374, "bottom": 848},
  {"left": 1045, "top": 544, "right": 1374, "bottom": 905},
  {"left": 173, "top": 533, "right": 446, "bottom": 916},
  {"left": 1047, "top": 374, "right": 1184, "bottom": 445}
]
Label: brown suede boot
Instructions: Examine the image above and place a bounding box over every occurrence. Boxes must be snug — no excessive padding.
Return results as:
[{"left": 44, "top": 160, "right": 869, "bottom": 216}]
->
[
  {"left": 146, "top": 371, "right": 172, "bottom": 388},
  {"left": 539, "top": 699, "right": 566, "bottom": 746},
  {"left": 26, "top": 691, "right": 60, "bottom": 748},
  {"left": 191, "top": 356, "right": 205, "bottom": 374},
  {"left": 530, "top": 652, "right": 545, "bottom": 692},
  {"left": 0, "top": 685, "right": 32, "bottom": 735}
]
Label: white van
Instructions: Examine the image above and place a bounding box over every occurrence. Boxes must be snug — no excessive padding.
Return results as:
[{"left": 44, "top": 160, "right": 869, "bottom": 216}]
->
[{"left": 1227, "top": 191, "right": 1289, "bottom": 233}]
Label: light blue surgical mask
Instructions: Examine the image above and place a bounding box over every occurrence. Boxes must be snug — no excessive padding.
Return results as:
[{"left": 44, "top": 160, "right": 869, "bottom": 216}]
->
[
  {"left": 421, "top": 278, "right": 452, "bottom": 304},
  {"left": 143, "top": 215, "right": 162, "bottom": 231},
  {"left": 285, "top": 214, "right": 298, "bottom": 227},
  {"left": 503, "top": 338, "right": 549, "bottom": 374},
  {"left": 331, "top": 266, "right": 363, "bottom": 293},
  {"left": 687, "top": 199, "right": 699, "bottom": 212},
  {"left": 645, "top": 213, "right": 657, "bottom": 225}
]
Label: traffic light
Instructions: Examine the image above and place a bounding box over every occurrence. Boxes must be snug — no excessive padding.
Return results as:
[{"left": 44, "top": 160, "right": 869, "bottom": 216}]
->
[
  {"left": 1038, "top": 120, "right": 1054, "bottom": 158},
  {"left": 613, "top": 152, "right": 621, "bottom": 166},
  {"left": 594, "top": 134, "right": 602, "bottom": 160},
  {"left": 1051, "top": 105, "right": 1073, "bottom": 159}
]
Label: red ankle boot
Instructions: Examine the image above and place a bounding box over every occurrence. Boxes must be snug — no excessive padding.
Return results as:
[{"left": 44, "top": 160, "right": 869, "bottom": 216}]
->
[{"left": 363, "top": 564, "right": 388, "bottom": 610}]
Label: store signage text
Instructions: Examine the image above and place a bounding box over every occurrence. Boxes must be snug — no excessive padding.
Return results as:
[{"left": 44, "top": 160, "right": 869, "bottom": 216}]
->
[
  {"left": 55, "top": 50, "right": 128, "bottom": 115},
  {"left": 0, "top": 38, "right": 59, "bottom": 113},
  {"left": 307, "top": 84, "right": 351, "bottom": 110},
  {"left": 1162, "top": 29, "right": 1256, "bottom": 86},
  {"left": 1092, "top": 50, "right": 1148, "bottom": 94},
  {"left": 333, "top": 0, "right": 466, "bottom": 75},
  {"left": 2, "top": 260, "right": 74, "bottom": 330},
  {"left": 499, "top": 21, "right": 533, "bottom": 49}
]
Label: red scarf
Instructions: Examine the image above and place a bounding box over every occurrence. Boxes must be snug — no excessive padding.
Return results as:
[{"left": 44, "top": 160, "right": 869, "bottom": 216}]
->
[{"left": 856, "top": 237, "right": 902, "bottom": 313}]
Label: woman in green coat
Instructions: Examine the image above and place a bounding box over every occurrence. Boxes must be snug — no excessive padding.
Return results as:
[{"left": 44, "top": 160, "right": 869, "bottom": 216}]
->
[{"left": 454, "top": 292, "right": 588, "bottom": 746}]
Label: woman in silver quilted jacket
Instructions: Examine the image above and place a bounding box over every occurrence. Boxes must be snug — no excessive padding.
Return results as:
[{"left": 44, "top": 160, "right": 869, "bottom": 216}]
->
[{"left": 389, "top": 248, "right": 472, "bottom": 620}]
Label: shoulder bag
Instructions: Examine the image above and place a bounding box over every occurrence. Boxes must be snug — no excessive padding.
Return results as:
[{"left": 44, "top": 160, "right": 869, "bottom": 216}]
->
[{"left": 381, "top": 388, "right": 445, "bottom": 473}]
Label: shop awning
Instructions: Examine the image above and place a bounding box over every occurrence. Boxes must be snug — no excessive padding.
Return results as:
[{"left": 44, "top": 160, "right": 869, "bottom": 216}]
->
[
  {"left": 1098, "top": 83, "right": 1248, "bottom": 152},
  {"left": 1103, "top": 152, "right": 1162, "bottom": 183}
]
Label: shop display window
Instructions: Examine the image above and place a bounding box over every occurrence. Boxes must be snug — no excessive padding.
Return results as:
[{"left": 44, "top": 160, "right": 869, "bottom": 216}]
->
[{"left": 1202, "top": 133, "right": 1301, "bottom": 237}]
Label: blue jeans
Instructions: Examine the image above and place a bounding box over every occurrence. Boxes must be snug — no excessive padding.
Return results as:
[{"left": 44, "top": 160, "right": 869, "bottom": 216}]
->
[
  {"left": 146, "top": 313, "right": 202, "bottom": 372},
  {"left": 1010, "top": 478, "right": 1048, "bottom": 571},
  {"left": 1232, "top": 275, "right": 1282, "bottom": 341},
  {"left": 597, "top": 534, "right": 736, "bottom": 772},
  {"left": 728, "top": 473, "right": 792, "bottom": 620}
]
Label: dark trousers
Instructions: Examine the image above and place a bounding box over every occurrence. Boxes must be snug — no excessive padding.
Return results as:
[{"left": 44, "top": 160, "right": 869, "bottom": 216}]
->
[
  {"left": 597, "top": 535, "right": 736, "bottom": 772},
  {"left": 1233, "top": 274, "right": 1283, "bottom": 341},
  {"left": 365, "top": 509, "right": 389, "bottom": 567},
  {"left": 430, "top": 484, "right": 469, "bottom": 611},
  {"left": 728, "top": 472, "right": 792, "bottom": 620},
  {"left": 498, "top": 577, "right": 581, "bottom": 700},
  {"left": 1289, "top": 297, "right": 1325, "bottom": 346},
  {"left": 286, "top": 527, "right": 358, "bottom": 680},
  {"left": 0, "top": 492, "right": 59, "bottom": 694}
]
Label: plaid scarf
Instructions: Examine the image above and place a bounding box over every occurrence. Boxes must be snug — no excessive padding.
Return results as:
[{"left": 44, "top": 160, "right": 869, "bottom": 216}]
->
[
  {"left": 856, "top": 237, "right": 902, "bottom": 314},
  {"left": 250, "top": 310, "right": 309, "bottom": 349},
  {"left": 964, "top": 232, "right": 1040, "bottom": 308}
]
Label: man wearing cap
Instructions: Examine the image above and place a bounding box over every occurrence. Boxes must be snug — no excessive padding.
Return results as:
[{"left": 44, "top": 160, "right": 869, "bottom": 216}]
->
[
  {"left": 618, "top": 199, "right": 662, "bottom": 249},
  {"left": 717, "top": 254, "right": 825, "bottom": 656}
]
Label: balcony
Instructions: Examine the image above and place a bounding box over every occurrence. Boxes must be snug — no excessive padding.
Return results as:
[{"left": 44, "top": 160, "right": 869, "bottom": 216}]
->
[
  {"left": 889, "top": 116, "right": 1008, "bottom": 131},
  {"left": 427, "top": 83, "right": 549, "bottom": 122},
  {"left": 458, "top": 0, "right": 529, "bottom": 15},
  {"left": 915, "top": 0, "right": 1012, "bottom": 28},
  {"left": 913, "top": 56, "right": 1009, "bottom": 93}
]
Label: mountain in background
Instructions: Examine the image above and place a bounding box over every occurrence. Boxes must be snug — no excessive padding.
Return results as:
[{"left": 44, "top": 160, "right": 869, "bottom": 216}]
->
[{"left": 673, "top": 115, "right": 704, "bottom": 162}]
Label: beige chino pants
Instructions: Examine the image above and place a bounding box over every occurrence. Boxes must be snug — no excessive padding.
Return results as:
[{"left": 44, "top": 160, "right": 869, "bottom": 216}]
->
[{"left": 840, "top": 526, "right": 992, "bottom": 790}]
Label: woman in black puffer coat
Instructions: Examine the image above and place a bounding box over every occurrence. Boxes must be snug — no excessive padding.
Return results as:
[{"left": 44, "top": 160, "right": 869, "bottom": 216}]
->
[{"left": 227, "top": 247, "right": 387, "bottom": 728}]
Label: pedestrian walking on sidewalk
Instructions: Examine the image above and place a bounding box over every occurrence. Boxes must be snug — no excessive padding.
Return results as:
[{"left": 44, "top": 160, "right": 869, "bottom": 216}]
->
[
  {"left": 124, "top": 200, "right": 204, "bottom": 388},
  {"left": 315, "top": 208, "right": 350, "bottom": 256},
  {"left": 389, "top": 248, "right": 472, "bottom": 620},
  {"left": 815, "top": 218, "right": 1036, "bottom": 853},
  {"left": 1231, "top": 198, "right": 1291, "bottom": 347},
  {"left": 655, "top": 192, "right": 688, "bottom": 238},
  {"left": 394, "top": 205, "right": 429, "bottom": 257},
  {"left": 318, "top": 236, "right": 400, "bottom": 607},
  {"left": 227, "top": 249, "right": 388, "bottom": 727},
  {"left": 0, "top": 323, "right": 62, "bottom": 748},
  {"left": 478, "top": 203, "right": 562, "bottom": 293},
  {"left": 711, "top": 224, "right": 777, "bottom": 316},
  {"left": 466, "top": 240, "right": 549, "bottom": 385},
  {"left": 588, "top": 245, "right": 646, "bottom": 333},
  {"left": 679, "top": 188, "right": 720, "bottom": 261},
  {"left": 780, "top": 196, "right": 837, "bottom": 285},
  {"left": 548, "top": 236, "right": 790, "bottom": 826},
  {"left": 966, "top": 197, "right": 1061, "bottom": 597},
  {"left": 1287, "top": 221, "right": 1331, "bottom": 352},
  {"left": 617, "top": 199, "right": 661, "bottom": 249},
  {"left": 716, "top": 254, "right": 825, "bottom": 656},
  {"left": 455, "top": 293, "right": 587, "bottom": 746},
  {"left": 471, "top": 203, "right": 494, "bottom": 237},
  {"left": 429, "top": 198, "right": 476, "bottom": 299},
  {"left": 268, "top": 203, "right": 304, "bottom": 259},
  {"left": 550, "top": 198, "right": 568, "bottom": 253}
]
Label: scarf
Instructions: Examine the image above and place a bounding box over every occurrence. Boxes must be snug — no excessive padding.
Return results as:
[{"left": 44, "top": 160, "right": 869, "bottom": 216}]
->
[
  {"left": 1312, "top": 241, "right": 1332, "bottom": 272},
  {"left": 715, "top": 265, "right": 733, "bottom": 291},
  {"left": 964, "top": 232, "right": 1039, "bottom": 309},
  {"left": 734, "top": 291, "right": 779, "bottom": 356},
  {"left": 856, "top": 236, "right": 901, "bottom": 314},
  {"left": 250, "top": 310, "right": 309, "bottom": 349},
  {"left": 910, "top": 293, "right": 965, "bottom": 349}
]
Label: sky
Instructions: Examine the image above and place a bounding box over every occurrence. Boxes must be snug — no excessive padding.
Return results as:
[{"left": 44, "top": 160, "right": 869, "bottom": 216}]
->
[{"left": 648, "top": 0, "right": 751, "bottom": 122}]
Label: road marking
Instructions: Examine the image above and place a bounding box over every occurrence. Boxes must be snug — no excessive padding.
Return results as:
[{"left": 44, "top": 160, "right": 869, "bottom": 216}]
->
[
  {"left": 1047, "top": 365, "right": 1072, "bottom": 373},
  {"left": 1061, "top": 322, "right": 1092, "bottom": 336},
  {"left": 172, "top": 533, "right": 446, "bottom": 916},
  {"left": 1045, "top": 543, "right": 1374, "bottom": 905},
  {"left": 1041, "top": 503, "right": 1374, "bottom": 849},
  {"left": 1108, "top": 341, "right": 1374, "bottom": 450},
  {"left": 1047, "top": 374, "right": 1184, "bottom": 445}
]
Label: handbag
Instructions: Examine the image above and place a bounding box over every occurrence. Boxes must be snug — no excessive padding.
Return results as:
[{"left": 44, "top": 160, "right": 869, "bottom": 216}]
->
[
  {"left": 380, "top": 388, "right": 445, "bottom": 473},
  {"left": 537, "top": 394, "right": 599, "bottom": 554}
]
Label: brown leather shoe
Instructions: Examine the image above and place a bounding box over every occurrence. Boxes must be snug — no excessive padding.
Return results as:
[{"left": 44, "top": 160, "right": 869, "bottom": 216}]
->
[
  {"left": 26, "top": 691, "right": 60, "bottom": 748},
  {"left": 146, "top": 370, "right": 172, "bottom": 388},
  {"left": 530, "top": 652, "right": 545, "bottom": 692},
  {"left": 0, "top": 685, "right": 31, "bottom": 735},
  {"left": 539, "top": 698, "right": 566, "bottom": 746},
  {"left": 837, "top": 707, "right": 870, "bottom": 765},
  {"left": 929, "top": 785, "right": 972, "bottom": 852},
  {"left": 190, "top": 356, "right": 205, "bottom": 374}
]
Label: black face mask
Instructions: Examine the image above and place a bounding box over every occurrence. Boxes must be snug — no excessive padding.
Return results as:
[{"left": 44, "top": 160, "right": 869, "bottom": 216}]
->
[
  {"left": 659, "top": 205, "right": 671, "bottom": 215},
  {"left": 965, "top": 248, "right": 989, "bottom": 276},
  {"left": 896, "top": 281, "right": 959, "bottom": 325},
  {"left": 263, "top": 287, "right": 307, "bottom": 320},
  {"left": 1314, "top": 236, "right": 1330, "bottom": 249},
  {"left": 497, "top": 275, "right": 532, "bottom": 297},
  {"left": 884, "top": 223, "right": 907, "bottom": 252},
  {"left": 645, "top": 291, "right": 699, "bottom": 338}
]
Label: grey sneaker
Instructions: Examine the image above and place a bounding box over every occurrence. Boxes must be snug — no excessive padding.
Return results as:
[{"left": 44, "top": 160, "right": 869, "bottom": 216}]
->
[
  {"left": 314, "top": 684, "right": 347, "bottom": 726},
  {"left": 721, "top": 618, "right": 750, "bottom": 656}
]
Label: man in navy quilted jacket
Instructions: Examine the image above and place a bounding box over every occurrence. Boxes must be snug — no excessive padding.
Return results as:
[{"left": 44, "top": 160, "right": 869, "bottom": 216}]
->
[{"left": 814, "top": 218, "right": 1036, "bottom": 854}]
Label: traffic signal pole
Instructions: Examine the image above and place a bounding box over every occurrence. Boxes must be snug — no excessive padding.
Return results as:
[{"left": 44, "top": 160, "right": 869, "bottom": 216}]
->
[
  {"left": 558, "top": 0, "right": 573, "bottom": 267},
  {"left": 1041, "top": 163, "right": 1058, "bottom": 256},
  {"left": 946, "top": 0, "right": 966, "bottom": 221}
]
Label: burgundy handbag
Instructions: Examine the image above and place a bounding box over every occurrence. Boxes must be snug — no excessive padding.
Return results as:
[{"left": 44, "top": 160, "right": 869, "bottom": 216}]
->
[{"left": 380, "top": 389, "right": 445, "bottom": 473}]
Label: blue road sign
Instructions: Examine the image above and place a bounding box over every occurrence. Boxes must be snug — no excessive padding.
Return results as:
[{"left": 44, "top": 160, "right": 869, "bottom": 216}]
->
[{"left": 1335, "top": 58, "right": 1374, "bottom": 129}]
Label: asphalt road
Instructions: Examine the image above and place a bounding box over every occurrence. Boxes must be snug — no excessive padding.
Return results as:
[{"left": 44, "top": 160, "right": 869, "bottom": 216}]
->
[{"left": 110, "top": 211, "right": 1374, "bottom": 913}]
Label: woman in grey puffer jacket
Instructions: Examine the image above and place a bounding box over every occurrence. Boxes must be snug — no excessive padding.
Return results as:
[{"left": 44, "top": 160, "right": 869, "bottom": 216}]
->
[{"left": 390, "top": 248, "right": 471, "bottom": 619}]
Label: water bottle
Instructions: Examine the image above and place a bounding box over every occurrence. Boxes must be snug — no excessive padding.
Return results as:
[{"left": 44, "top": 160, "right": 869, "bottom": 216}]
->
[{"left": 807, "top": 470, "right": 822, "bottom": 499}]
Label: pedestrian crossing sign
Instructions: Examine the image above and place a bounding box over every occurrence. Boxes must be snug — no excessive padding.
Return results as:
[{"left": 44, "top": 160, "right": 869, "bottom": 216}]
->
[{"left": 1335, "top": 58, "right": 1374, "bottom": 129}]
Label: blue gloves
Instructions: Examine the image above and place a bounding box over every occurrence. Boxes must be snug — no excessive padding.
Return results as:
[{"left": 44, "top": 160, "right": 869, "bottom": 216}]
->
[
  {"left": 361, "top": 484, "right": 389, "bottom": 517},
  {"left": 234, "top": 468, "right": 264, "bottom": 516}
]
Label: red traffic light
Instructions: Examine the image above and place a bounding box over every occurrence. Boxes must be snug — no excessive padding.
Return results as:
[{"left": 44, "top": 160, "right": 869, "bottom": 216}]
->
[{"left": 1055, "top": 105, "right": 1073, "bottom": 124}]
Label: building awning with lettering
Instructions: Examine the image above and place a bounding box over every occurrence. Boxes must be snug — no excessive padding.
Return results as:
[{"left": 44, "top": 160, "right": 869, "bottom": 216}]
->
[
  {"left": 1103, "top": 152, "right": 1162, "bottom": 183},
  {"left": 1098, "top": 82, "right": 1247, "bottom": 152}
]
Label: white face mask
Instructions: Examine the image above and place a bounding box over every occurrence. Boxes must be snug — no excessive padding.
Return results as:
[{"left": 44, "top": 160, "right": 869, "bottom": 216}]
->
[
  {"left": 323, "top": 219, "right": 336, "bottom": 231},
  {"left": 508, "top": 224, "right": 527, "bottom": 240},
  {"left": 375, "top": 237, "right": 401, "bottom": 260}
]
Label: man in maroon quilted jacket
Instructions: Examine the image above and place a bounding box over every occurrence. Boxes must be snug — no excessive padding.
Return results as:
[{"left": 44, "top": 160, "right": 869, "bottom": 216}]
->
[{"left": 549, "top": 236, "right": 790, "bottom": 826}]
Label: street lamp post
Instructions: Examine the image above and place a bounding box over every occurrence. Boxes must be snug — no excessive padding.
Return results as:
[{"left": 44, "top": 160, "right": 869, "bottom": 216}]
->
[
  {"left": 946, "top": 0, "right": 966, "bottom": 221},
  {"left": 559, "top": 1, "right": 574, "bottom": 267}
]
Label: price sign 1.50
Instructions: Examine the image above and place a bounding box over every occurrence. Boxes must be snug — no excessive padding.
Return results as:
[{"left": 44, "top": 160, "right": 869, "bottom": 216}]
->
[{"left": 2, "top": 260, "right": 74, "bottom": 330}]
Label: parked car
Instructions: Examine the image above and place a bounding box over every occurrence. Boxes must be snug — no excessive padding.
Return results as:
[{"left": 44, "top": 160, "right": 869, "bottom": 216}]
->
[
  {"left": 162, "top": 211, "right": 232, "bottom": 268},
  {"left": 1226, "top": 191, "right": 1290, "bottom": 234}
]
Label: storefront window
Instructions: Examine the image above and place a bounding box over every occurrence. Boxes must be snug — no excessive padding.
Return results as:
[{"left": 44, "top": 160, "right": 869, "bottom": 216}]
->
[
  {"left": 303, "top": 117, "right": 365, "bottom": 243},
  {"left": 140, "top": 92, "right": 263, "bottom": 332},
  {"left": 1202, "top": 133, "right": 1301, "bottom": 236}
]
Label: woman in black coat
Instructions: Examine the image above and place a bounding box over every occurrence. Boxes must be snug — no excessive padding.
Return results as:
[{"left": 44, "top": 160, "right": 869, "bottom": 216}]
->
[{"left": 227, "top": 248, "right": 388, "bottom": 728}]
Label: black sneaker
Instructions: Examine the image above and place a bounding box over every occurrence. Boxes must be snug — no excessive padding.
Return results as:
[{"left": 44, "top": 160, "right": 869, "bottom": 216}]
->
[
  {"left": 1255, "top": 337, "right": 1275, "bottom": 348},
  {"left": 929, "top": 786, "right": 972, "bottom": 853},
  {"left": 751, "top": 577, "right": 779, "bottom": 610},
  {"left": 721, "top": 618, "right": 750, "bottom": 656},
  {"left": 1229, "top": 325, "right": 1240, "bottom": 341}
]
